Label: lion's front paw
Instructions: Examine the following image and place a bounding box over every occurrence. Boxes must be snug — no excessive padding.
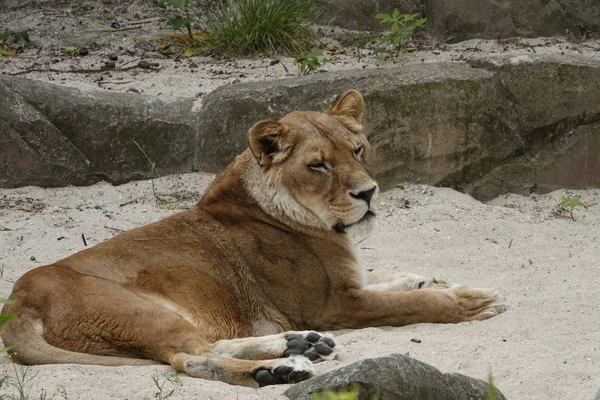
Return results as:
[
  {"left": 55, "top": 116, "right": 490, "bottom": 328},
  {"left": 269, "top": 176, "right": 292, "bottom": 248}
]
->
[
  {"left": 283, "top": 331, "right": 338, "bottom": 362},
  {"left": 448, "top": 286, "right": 507, "bottom": 321},
  {"left": 253, "top": 355, "right": 314, "bottom": 387}
]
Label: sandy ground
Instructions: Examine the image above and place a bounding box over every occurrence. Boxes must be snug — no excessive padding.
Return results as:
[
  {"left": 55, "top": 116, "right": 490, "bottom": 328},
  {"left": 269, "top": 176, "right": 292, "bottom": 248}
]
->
[
  {"left": 2, "top": 2, "right": 600, "bottom": 399},
  {"left": 0, "top": 173, "right": 599, "bottom": 399}
]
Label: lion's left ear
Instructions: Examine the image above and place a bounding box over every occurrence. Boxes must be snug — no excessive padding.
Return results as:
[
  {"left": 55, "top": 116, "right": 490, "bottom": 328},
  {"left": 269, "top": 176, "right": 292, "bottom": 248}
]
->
[{"left": 329, "top": 89, "right": 364, "bottom": 124}]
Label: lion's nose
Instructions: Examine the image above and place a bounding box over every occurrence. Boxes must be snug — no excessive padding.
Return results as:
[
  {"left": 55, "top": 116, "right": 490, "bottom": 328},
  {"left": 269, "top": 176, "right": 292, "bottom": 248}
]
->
[{"left": 350, "top": 186, "right": 377, "bottom": 207}]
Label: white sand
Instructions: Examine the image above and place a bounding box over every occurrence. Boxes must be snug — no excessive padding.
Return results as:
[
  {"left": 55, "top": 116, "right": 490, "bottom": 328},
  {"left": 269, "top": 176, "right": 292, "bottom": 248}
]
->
[{"left": 1, "top": 173, "right": 598, "bottom": 399}]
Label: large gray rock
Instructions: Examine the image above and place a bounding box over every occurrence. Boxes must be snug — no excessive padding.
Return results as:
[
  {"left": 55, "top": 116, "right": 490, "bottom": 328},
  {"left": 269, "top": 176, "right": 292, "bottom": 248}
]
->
[
  {"left": 0, "top": 76, "right": 198, "bottom": 188},
  {"left": 313, "top": 0, "right": 425, "bottom": 31},
  {"left": 2, "top": 54, "right": 599, "bottom": 200},
  {"left": 283, "top": 354, "right": 506, "bottom": 400},
  {"left": 425, "top": 0, "right": 600, "bottom": 43},
  {"left": 464, "top": 55, "right": 600, "bottom": 200}
]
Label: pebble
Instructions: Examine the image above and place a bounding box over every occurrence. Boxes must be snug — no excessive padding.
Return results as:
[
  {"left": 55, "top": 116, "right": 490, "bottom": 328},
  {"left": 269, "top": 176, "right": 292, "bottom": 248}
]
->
[
  {"left": 108, "top": 54, "right": 118, "bottom": 61},
  {"left": 78, "top": 48, "right": 89, "bottom": 56},
  {"left": 103, "top": 61, "right": 116, "bottom": 69},
  {"left": 410, "top": 338, "right": 422, "bottom": 343}
]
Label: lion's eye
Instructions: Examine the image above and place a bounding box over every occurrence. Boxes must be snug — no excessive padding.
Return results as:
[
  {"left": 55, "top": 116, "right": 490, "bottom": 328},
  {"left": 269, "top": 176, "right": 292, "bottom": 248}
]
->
[
  {"left": 308, "top": 162, "right": 328, "bottom": 171},
  {"left": 354, "top": 146, "right": 364, "bottom": 160}
]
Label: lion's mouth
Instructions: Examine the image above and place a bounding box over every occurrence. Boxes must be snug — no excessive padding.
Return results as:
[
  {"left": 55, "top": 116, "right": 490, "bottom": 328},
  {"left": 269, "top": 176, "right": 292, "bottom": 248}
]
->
[{"left": 332, "top": 210, "right": 376, "bottom": 234}]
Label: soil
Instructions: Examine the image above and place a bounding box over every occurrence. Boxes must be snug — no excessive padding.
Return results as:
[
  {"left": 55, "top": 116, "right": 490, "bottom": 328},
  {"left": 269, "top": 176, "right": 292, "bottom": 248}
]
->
[{"left": 1, "top": 1, "right": 600, "bottom": 400}]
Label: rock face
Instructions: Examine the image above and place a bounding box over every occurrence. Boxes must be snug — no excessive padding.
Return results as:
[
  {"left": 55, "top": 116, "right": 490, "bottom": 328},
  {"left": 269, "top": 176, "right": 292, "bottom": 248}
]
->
[
  {"left": 283, "top": 354, "right": 506, "bottom": 400},
  {"left": 0, "top": 76, "right": 198, "bottom": 188},
  {"left": 425, "top": 0, "right": 600, "bottom": 43},
  {"left": 1, "top": 54, "right": 599, "bottom": 200},
  {"left": 313, "top": 0, "right": 599, "bottom": 41},
  {"left": 313, "top": 0, "right": 424, "bottom": 31}
]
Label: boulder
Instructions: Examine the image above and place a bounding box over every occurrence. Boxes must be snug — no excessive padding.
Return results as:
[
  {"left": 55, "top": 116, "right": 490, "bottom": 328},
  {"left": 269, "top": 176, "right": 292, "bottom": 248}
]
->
[
  {"left": 0, "top": 76, "right": 198, "bottom": 188},
  {"left": 2, "top": 54, "right": 599, "bottom": 200},
  {"left": 425, "top": 0, "right": 600, "bottom": 43},
  {"left": 313, "top": 0, "right": 425, "bottom": 31},
  {"left": 464, "top": 55, "right": 600, "bottom": 200},
  {"left": 283, "top": 354, "right": 506, "bottom": 400}
]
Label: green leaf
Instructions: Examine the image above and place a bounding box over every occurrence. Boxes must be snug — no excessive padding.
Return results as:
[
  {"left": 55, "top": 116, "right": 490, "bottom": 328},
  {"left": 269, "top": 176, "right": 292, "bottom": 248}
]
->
[
  {"left": 59, "top": 47, "right": 80, "bottom": 56},
  {"left": 168, "top": 16, "right": 191, "bottom": 31},
  {"left": 0, "top": 314, "right": 15, "bottom": 325},
  {"left": 375, "top": 13, "right": 390, "bottom": 22},
  {"left": 0, "top": 48, "right": 16, "bottom": 57},
  {"left": 169, "top": 0, "right": 184, "bottom": 7},
  {"left": 392, "top": 8, "right": 400, "bottom": 19},
  {"left": 391, "top": 22, "right": 399, "bottom": 33}
]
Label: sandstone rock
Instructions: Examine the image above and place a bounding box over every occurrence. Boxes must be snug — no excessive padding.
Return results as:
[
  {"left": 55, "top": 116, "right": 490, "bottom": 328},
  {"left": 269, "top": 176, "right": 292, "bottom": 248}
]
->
[
  {"left": 464, "top": 55, "right": 600, "bottom": 200},
  {"left": 313, "top": 0, "right": 424, "bottom": 31},
  {"left": 0, "top": 76, "right": 198, "bottom": 188},
  {"left": 425, "top": 0, "right": 600, "bottom": 43},
  {"left": 2, "top": 54, "right": 598, "bottom": 200},
  {"left": 283, "top": 354, "right": 506, "bottom": 400}
]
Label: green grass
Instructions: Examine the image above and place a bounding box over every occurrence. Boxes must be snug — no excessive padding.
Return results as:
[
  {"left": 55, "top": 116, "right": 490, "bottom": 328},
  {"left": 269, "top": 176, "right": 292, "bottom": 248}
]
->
[{"left": 205, "top": 0, "right": 319, "bottom": 57}]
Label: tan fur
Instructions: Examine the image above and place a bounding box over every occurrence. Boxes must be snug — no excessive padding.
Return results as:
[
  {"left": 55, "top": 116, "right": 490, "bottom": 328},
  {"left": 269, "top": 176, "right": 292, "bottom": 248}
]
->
[{"left": 1, "top": 90, "right": 506, "bottom": 387}]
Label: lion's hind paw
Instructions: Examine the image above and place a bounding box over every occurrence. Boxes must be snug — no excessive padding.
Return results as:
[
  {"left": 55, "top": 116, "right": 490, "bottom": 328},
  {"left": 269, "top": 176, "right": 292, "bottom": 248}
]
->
[{"left": 253, "top": 355, "right": 314, "bottom": 387}]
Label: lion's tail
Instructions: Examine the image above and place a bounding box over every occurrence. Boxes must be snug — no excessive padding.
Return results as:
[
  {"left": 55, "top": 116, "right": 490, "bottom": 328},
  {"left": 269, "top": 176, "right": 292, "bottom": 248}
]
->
[{"left": 1, "top": 304, "right": 160, "bottom": 367}]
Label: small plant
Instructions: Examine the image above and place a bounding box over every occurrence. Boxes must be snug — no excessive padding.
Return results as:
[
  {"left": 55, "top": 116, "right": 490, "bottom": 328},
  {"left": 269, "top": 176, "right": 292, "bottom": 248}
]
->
[
  {"left": 0, "top": 28, "right": 30, "bottom": 57},
  {"left": 59, "top": 47, "right": 80, "bottom": 56},
  {"left": 206, "top": 0, "right": 319, "bottom": 57},
  {"left": 152, "top": 374, "right": 183, "bottom": 400},
  {"left": 157, "top": 0, "right": 198, "bottom": 42},
  {"left": 558, "top": 196, "right": 588, "bottom": 221},
  {"left": 133, "top": 140, "right": 183, "bottom": 209},
  {"left": 350, "top": 32, "right": 383, "bottom": 62},
  {"left": 6, "top": 356, "right": 39, "bottom": 400},
  {"left": 375, "top": 9, "right": 426, "bottom": 57},
  {"left": 294, "top": 47, "right": 332, "bottom": 76}
]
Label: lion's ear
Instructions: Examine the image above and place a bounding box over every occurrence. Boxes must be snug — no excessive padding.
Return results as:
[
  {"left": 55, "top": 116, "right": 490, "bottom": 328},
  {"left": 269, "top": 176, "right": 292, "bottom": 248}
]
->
[
  {"left": 329, "top": 89, "right": 364, "bottom": 124},
  {"left": 248, "top": 120, "right": 293, "bottom": 168}
]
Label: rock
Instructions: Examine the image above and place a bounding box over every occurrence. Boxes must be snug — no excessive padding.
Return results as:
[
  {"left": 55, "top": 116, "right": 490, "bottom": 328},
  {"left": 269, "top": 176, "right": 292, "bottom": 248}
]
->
[
  {"left": 425, "top": 0, "right": 600, "bottom": 43},
  {"left": 1, "top": 54, "right": 598, "bottom": 198},
  {"left": 464, "top": 54, "right": 600, "bottom": 200},
  {"left": 283, "top": 354, "right": 506, "bottom": 400},
  {"left": 0, "top": 76, "right": 197, "bottom": 188},
  {"left": 0, "top": 0, "right": 34, "bottom": 9},
  {"left": 587, "top": 383, "right": 600, "bottom": 400},
  {"left": 313, "top": 0, "right": 424, "bottom": 31}
]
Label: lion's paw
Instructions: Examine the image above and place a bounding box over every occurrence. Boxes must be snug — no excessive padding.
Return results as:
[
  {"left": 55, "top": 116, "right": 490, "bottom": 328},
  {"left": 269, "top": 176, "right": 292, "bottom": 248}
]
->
[
  {"left": 253, "top": 355, "right": 314, "bottom": 387},
  {"left": 449, "top": 286, "right": 507, "bottom": 321},
  {"left": 283, "top": 331, "right": 338, "bottom": 362}
]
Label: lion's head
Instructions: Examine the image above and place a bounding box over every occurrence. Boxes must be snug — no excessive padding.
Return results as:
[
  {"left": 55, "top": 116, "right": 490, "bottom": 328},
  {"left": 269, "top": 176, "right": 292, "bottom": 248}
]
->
[{"left": 245, "top": 90, "right": 379, "bottom": 238}]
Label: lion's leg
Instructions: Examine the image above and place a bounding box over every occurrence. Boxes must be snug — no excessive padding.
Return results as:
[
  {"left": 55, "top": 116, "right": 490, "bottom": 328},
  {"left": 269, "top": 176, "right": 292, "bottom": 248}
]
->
[
  {"left": 171, "top": 353, "right": 314, "bottom": 387},
  {"left": 211, "top": 331, "right": 338, "bottom": 362},
  {"left": 320, "top": 286, "right": 507, "bottom": 329},
  {"left": 366, "top": 272, "right": 448, "bottom": 292}
]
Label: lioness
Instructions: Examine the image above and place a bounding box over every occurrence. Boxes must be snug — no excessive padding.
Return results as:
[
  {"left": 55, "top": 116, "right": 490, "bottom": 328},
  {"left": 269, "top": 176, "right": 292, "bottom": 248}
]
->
[{"left": 1, "top": 90, "right": 506, "bottom": 387}]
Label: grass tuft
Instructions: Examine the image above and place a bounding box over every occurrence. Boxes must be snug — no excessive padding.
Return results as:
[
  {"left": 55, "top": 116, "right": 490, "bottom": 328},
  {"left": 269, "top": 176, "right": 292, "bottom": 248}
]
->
[{"left": 205, "top": 0, "right": 319, "bottom": 57}]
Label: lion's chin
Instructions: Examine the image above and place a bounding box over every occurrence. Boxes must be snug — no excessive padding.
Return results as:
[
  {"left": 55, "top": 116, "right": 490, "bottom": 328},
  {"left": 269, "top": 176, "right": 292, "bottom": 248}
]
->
[{"left": 332, "top": 211, "right": 377, "bottom": 242}]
